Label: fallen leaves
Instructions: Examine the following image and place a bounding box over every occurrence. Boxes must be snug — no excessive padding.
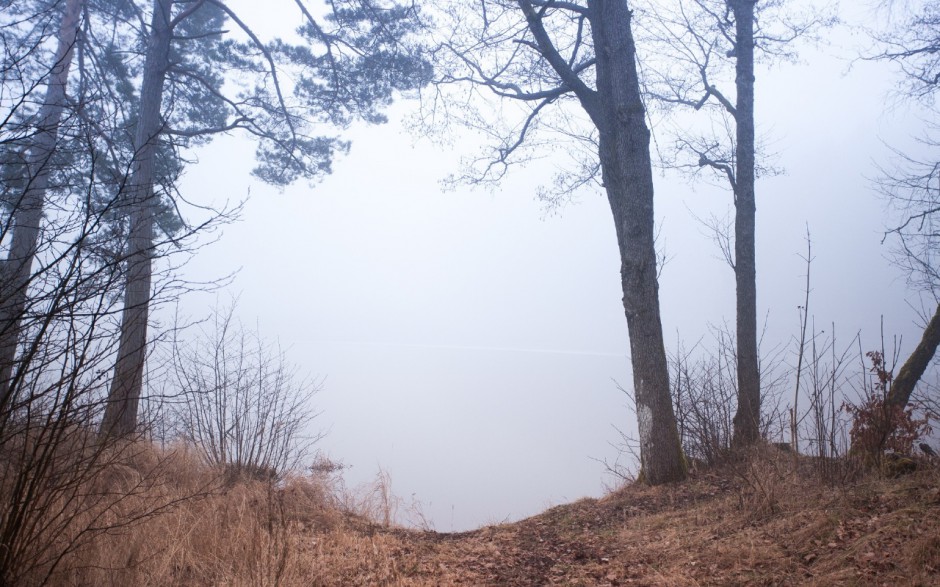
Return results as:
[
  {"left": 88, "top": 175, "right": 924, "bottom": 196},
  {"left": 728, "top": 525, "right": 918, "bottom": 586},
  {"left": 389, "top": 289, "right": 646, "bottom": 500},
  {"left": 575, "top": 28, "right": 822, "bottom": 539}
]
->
[{"left": 287, "top": 463, "right": 940, "bottom": 586}]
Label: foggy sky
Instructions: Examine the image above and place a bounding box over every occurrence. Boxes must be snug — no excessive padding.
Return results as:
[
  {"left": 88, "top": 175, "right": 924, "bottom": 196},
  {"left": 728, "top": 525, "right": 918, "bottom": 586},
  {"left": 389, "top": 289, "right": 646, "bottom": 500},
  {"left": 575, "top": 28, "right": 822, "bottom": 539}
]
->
[{"left": 174, "top": 2, "right": 933, "bottom": 531}]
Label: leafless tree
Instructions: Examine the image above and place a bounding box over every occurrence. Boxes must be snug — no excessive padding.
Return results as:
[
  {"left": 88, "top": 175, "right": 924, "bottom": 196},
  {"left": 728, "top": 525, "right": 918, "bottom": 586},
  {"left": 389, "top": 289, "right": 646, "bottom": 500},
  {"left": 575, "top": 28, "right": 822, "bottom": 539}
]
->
[
  {"left": 872, "top": 0, "right": 940, "bottom": 413},
  {"left": 637, "top": 0, "right": 833, "bottom": 446},
  {"left": 423, "top": 0, "right": 686, "bottom": 483}
]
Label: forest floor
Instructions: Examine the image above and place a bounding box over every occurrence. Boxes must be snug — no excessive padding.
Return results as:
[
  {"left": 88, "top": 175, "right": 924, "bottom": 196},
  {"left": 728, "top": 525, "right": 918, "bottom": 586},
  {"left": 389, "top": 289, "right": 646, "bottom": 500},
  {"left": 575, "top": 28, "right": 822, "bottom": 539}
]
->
[
  {"left": 43, "top": 444, "right": 940, "bottom": 586},
  {"left": 302, "top": 450, "right": 940, "bottom": 586}
]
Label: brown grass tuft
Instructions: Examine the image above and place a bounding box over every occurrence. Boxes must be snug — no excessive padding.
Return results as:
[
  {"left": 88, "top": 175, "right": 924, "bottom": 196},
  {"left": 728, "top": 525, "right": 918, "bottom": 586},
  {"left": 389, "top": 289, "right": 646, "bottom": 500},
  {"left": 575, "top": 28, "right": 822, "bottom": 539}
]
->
[{"left": 7, "top": 440, "right": 940, "bottom": 585}]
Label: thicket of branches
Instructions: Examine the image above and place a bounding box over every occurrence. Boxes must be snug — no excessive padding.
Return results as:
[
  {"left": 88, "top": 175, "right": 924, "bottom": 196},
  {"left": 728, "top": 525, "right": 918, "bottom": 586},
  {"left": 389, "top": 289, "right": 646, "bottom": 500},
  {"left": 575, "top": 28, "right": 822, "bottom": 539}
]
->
[{"left": 168, "top": 302, "right": 323, "bottom": 481}]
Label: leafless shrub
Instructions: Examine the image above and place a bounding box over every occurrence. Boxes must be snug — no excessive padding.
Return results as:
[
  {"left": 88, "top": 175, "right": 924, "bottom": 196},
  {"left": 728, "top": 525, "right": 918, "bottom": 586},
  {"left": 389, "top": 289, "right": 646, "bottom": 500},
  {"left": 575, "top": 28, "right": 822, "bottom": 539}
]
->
[
  {"left": 790, "top": 315, "right": 857, "bottom": 463},
  {"left": 670, "top": 331, "right": 736, "bottom": 466},
  {"left": 168, "top": 301, "right": 324, "bottom": 481},
  {"left": 402, "top": 494, "right": 436, "bottom": 532},
  {"left": 668, "top": 323, "right": 788, "bottom": 468},
  {"left": 0, "top": 186, "right": 208, "bottom": 584},
  {"left": 785, "top": 230, "right": 865, "bottom": 483},
  {"left": 600, "top": 321, "right": 788, "bottom": 484},
  {"left": 0, "top": 420, "right": 214, "bottom": 585}
]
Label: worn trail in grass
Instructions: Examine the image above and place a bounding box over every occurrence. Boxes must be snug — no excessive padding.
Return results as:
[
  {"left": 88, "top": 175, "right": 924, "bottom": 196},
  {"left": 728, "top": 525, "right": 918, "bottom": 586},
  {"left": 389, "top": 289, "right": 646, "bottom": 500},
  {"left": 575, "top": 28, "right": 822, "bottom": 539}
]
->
[{"left": 308, "top": 456, "right": 940, "bottom": 586}]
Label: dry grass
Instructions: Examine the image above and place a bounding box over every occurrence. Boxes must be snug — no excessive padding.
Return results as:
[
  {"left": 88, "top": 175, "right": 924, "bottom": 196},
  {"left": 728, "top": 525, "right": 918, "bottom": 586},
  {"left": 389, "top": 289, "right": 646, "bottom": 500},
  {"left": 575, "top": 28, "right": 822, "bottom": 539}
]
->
[
  {"left": 13, "top": 442, "right": 940, "bottom": 586},
  {"left": 54, "top": 448, "right": 342, "bottom": 586}
]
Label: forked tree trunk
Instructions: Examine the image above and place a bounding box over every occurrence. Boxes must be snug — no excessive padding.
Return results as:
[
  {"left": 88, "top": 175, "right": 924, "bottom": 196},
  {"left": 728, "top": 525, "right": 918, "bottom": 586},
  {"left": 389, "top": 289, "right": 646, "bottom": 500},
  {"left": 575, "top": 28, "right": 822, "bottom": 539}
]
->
[
  {"left": 589, "top": 0, "right": 685, "bottom": 483},
  {"left": 887, "top": 303, "right": 940, "bottom": 409},
  {"left": 729, "top": 0, "right": 761, "bottom": 446},
  {"left": 99, "top": 0, "right": 173, "bottom": 437},
  {"left": 0, "top": 0, "right": 83, "bottom": 416}
]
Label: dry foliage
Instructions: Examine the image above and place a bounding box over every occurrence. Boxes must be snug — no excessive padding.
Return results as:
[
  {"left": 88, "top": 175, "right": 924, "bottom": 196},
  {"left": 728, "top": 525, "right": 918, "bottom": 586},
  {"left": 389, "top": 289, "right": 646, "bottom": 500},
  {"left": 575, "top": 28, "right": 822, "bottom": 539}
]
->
[
  {"left": 844, "top": 351, "right": 932, "bottom": 462},
  {"left": 39, "top": 443, "right": 343, "bottom": 587},
  {"left": 5, "top": 439, "right": 939, "bottom": 586}
]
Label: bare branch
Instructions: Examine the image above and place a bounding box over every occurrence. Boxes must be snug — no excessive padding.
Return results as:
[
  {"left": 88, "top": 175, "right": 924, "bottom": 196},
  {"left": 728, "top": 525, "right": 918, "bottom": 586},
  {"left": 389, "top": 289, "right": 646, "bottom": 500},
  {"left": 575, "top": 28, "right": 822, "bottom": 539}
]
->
[
  {"left": 481, "top": 94, "right": 556, "bottom": 180},
  {"left": 516, "top": 0, "right": 599, "bottom": 117},
  {"left": 529, "top": 0, "right": 588, "bottom": 16}
]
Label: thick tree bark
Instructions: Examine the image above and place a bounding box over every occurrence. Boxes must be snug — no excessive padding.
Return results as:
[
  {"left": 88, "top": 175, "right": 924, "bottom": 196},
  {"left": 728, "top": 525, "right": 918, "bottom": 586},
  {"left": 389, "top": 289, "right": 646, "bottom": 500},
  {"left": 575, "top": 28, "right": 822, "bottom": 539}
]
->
[
  {"left": 887, "top": 303, "right": 940, "bottom": 409},
  {"left": 0, "top": 0, "right": 83, "bottom": 415},
  {"left": 588, "top": 0, "right": 685, "bottom": 483},
  {"left": 516, "top": 0, "right": 683, "bottom": 483},
  {"left": 99, "top": 0, "right": 172, "bottom": 437},
  {"left": 729, "top": 0, "right": 761, "bottom": 446}
]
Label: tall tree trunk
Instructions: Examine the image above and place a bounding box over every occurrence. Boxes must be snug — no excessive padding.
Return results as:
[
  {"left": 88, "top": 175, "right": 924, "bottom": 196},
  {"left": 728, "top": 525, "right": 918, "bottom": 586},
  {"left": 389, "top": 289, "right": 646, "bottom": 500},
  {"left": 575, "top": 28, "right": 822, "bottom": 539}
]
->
[
  {"left": 730, "top": 0, "right": 761, "bottom": 446},
  {"left": 0, "top": 0, "right": 83, "bottom": 416},
  {"left": 887, "top": 303, "right": 940, "bottom": 409},
  {"left": 589, "top": 0, "right": 685, "bottom": 483},
  {"left": 99, "top": 0, "right": 172, "bottom": 437}
]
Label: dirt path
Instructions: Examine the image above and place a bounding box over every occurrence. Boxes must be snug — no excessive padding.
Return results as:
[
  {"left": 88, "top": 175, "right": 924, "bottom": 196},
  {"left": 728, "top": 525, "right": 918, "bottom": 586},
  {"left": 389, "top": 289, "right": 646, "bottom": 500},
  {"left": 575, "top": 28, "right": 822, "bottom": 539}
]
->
[{"left": 311, "top": 462, "right": 940, "bottom": 586}]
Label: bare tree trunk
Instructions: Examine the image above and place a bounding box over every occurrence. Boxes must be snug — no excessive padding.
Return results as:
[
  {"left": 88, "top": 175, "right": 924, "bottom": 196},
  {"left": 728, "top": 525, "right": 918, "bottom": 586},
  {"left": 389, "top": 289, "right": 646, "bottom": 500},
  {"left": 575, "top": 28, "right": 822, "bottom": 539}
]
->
[
  {"left": 0, "top": 0, "right": 83, "bottom": 415},
  {"left": 589, "top": 0, "right": 685, "bottom": 483},
  {"left": 730, "top": 0, "right": 761, "bottom": 446},
  {"left": 887, "top": 303, "right": 940, "bottom": 409},
  {"left": 99, "top": 0, "right": 172, "bottom": 437}
]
